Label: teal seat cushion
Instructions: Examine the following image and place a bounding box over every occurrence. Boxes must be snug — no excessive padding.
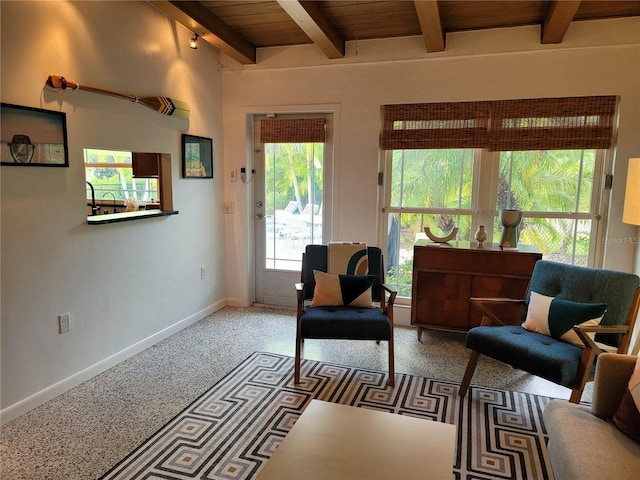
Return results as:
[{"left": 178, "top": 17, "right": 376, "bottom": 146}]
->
[
  {"left": 300, "top": 306, "right": 391, "bottom": 340},
  {"left": 465, "top": 325, "right": 590, "bottom": 387}
]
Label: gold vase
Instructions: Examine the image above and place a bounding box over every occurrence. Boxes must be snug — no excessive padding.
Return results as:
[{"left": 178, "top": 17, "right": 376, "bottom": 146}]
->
[{"left": 474, "top": 225, "right": 487, "bottom": 247}]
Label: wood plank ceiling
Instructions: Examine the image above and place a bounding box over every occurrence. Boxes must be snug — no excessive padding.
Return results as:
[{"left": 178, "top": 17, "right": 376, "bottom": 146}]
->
[{"left": 149, "top": 1, "right": 640, "bottom": 64}]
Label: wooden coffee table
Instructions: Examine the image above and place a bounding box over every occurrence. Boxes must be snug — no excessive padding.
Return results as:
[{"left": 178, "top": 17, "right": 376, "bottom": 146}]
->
[{"left": 256, "top": 399, "right": 457, "bottom": 480}]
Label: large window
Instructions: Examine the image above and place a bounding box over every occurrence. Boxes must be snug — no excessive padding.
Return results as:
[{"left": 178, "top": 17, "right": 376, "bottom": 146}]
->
[{"left": 381, "top": 97, "right": 617, "bottom": 298}]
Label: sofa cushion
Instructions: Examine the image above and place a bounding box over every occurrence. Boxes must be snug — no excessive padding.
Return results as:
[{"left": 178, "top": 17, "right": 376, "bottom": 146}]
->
[
  {"left": 310, "top": 270, "right": 375, "bottom": 308},
  {"left": 612, "top": 355, "right": 640, "bottom": 441},
  {"left": 544, "top": 399, "right": 640, "bottom": 480}
]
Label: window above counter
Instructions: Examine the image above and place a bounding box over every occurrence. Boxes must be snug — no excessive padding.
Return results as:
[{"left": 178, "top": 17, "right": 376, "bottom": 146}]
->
[{"left": 85, "top": 148, "right": 175, "bottom": 224}]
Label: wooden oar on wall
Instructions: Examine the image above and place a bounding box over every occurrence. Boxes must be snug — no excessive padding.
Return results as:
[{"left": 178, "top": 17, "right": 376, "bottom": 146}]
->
[{"left": 45, "top": 74, "right": 190, "bottom": 119}]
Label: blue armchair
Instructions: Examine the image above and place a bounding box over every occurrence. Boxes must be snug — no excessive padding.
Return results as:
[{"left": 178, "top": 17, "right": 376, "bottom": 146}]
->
[
  {"left": 294, "top": 244, "right": 397, "bottom": 386},
  {"left": 458, "top": 260, "right": 640, "bottom": 403}
]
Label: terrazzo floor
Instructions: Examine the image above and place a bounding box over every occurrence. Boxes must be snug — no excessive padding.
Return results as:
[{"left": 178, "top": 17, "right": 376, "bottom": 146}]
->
[{"left": 0, "top": 305, "right": 591, "bottom": 480}]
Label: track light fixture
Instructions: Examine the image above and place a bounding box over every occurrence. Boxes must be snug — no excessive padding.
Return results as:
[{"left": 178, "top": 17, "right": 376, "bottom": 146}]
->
[{"left": 190, "top": 33, "right": 199, "bottom": 50}]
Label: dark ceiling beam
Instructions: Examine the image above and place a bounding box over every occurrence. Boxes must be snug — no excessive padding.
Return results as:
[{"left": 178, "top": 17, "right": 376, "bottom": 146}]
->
[
  {"left": 276, "top": 0, "right": 345, "bottom": 59},
  {"left": 542, "top": 0, "right": 582, "bottom": 44},
  {"left": 414, "top": 0, "right": 445, "bottom": 53},
  {"left": 149, "top": 0, "right": 256, "bottom": 64}
]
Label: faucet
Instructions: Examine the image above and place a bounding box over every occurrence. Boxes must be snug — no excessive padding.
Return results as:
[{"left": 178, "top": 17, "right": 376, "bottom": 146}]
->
[
  {"left": 102, "top": 192, "right": 118, "bottom": 213},
  {"left": 86, "top": 181, "right": 100, "bottom": 216}
]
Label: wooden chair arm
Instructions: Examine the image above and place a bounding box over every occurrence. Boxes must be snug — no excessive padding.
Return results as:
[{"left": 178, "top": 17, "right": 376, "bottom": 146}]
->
[
  {"left": 381, "top": 284, "right": 397, "bottom": 308},
  {"left": 380, "top": 284, "right": 397, "bottom": 324},
  {"left": 573, "top": 324, "right": 630, "bottom": 334},
  {"left": 573, "top": 324, "right": 630, "bottom": 354},
  {"left": 470, "top": 297, "right": 526, "bottom": 326},
  {"left": 568, "top": 324, "right": 629, "bottom": 402}
]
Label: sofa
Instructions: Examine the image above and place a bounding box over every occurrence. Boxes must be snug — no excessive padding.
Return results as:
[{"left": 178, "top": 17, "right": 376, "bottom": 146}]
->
[{"left": 543, "top": 353, "right": 640, "bottom": 480}]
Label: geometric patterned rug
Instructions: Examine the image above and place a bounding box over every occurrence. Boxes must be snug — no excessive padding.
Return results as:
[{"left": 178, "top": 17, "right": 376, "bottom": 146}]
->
[{"left": 100, "top": 352, "right": 554, "bottom": 480}]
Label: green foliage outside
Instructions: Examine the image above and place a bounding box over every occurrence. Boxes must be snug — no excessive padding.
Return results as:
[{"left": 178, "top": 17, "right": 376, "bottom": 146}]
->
[
  {"left": 261, "top": 144, "right": 596, "bottom": 293},
  {"left": 390, "top": 148, "right": 475, "bottom": 238},
  {"left": 386, "top": 148, "right": 597, "bottom": 294},
  {"left": 264, "top": 143, "right": 323, "bottom": 215},
  {"left": 496, "top": 150, "right": 595, "bottom": 263}
]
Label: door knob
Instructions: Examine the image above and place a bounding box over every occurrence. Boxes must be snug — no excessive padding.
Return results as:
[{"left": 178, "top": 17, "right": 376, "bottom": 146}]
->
[{"left": 256, "top": 213, "right": 264, "bottom": 219}]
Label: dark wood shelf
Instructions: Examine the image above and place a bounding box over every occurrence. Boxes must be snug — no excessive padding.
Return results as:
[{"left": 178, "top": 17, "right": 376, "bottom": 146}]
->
[{"left": 87, "top": 210, "right": 178, "bottom": 225}]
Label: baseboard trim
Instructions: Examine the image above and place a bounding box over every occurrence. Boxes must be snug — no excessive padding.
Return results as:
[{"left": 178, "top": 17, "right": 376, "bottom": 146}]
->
[
  {"left": 1, "top": 300, "right": 226, "bottom": 425},
  {"left": 394, "top": 304, "right": 411, "bottom": 326},
  {"left": 225, "top": 297, "right": 248, "bottom": 307}
]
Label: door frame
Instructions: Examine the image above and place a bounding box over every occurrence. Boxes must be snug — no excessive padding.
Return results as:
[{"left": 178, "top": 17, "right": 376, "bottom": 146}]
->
[{"left": 247, "top": 107, "right": 338, "bottom": 306}]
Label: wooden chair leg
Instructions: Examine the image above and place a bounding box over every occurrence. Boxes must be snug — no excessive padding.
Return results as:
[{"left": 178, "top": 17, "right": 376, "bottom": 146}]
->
[
  {"left": 569, "top": 367, "right": 592, "bottom": 403},
  {"left": 459, "top": 350, "right": 480, "bottom": 397},
  {"left": 388, "top": 336, "right": 395, "bottom": 387},
  {"left": 294, "top": 333, "right": 302, "bottom": 384},
  {"left": 569, "top": 387, "right": 584, "bottom": 403},
  {"left": 569, "top": 348, "right": 597, "bottom": 403}
]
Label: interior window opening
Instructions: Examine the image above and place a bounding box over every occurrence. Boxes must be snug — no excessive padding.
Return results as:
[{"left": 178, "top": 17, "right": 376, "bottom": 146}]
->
[{"left": 84, "top": 148, "right": 159, "bottom": 216}]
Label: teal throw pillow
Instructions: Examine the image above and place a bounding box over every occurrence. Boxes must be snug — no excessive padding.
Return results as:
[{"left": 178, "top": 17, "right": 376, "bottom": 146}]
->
[
  {"left": 310, "top": 270, "right": 375, "bottom": 308},
  {"left": 522, "top": 291, "right": 607, "bottom": 346}
]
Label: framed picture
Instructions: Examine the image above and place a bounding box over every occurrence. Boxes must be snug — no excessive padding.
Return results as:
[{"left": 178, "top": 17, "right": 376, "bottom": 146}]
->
[
  {"left": 1, "top": 103, "right": 69, "bottom": 167},
  {"left": 182, "top": 134, "right": 213, "bottom": 178}
]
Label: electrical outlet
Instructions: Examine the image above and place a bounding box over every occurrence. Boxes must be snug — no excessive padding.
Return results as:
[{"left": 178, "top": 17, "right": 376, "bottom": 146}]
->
[
  {"left": 224, "top": 202, "right": 235, "bottom": 214},
  {"left": 58, "top": 312, "right": 71, "bottom": 334},
  {"left": 201, "top": 266, "right": 206, "bottom": 280}
]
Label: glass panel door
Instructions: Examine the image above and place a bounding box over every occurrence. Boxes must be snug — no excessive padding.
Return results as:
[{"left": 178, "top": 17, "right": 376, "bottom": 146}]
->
[{"left": 254, "top": 114, "right": 331, "bottom": 306}]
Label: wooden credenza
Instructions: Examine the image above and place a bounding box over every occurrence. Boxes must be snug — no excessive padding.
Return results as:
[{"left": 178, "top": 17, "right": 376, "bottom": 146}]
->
[{"left": 411, "top": 242, "right": 542, "bottom": 340}]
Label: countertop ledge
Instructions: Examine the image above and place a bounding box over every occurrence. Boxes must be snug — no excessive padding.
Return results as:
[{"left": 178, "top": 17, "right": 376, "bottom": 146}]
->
[{"left": 87, "top": 210, "right": 179, "bottom": 225}]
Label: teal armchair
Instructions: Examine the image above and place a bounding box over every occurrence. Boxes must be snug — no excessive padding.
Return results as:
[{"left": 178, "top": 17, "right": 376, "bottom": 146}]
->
[
  {"left": 458, "top": 260, "right": 640, "bottom": 403},
  {"left": 294, "top": 245, "right": 397, "bottom": 386}
]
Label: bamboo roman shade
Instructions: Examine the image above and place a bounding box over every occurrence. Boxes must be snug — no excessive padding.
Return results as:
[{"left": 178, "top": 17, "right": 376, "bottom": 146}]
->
[
  {"left": 260, "top": 118, "right": 326, "bottom": 143},
  {"left": 382, "top": 96, "right": 618, "bottom": 151},
  {"left": 381, "top": 102, "right": 490, "bottom": 150}
]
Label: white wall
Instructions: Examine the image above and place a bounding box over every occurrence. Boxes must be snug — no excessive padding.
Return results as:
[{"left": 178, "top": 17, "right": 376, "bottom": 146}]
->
[
  {"left": 221, "top": 18, "right": 640, "bottom": 307},
  {"left": 0, "top": 1, "right": 226, "bottom": 421}
]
